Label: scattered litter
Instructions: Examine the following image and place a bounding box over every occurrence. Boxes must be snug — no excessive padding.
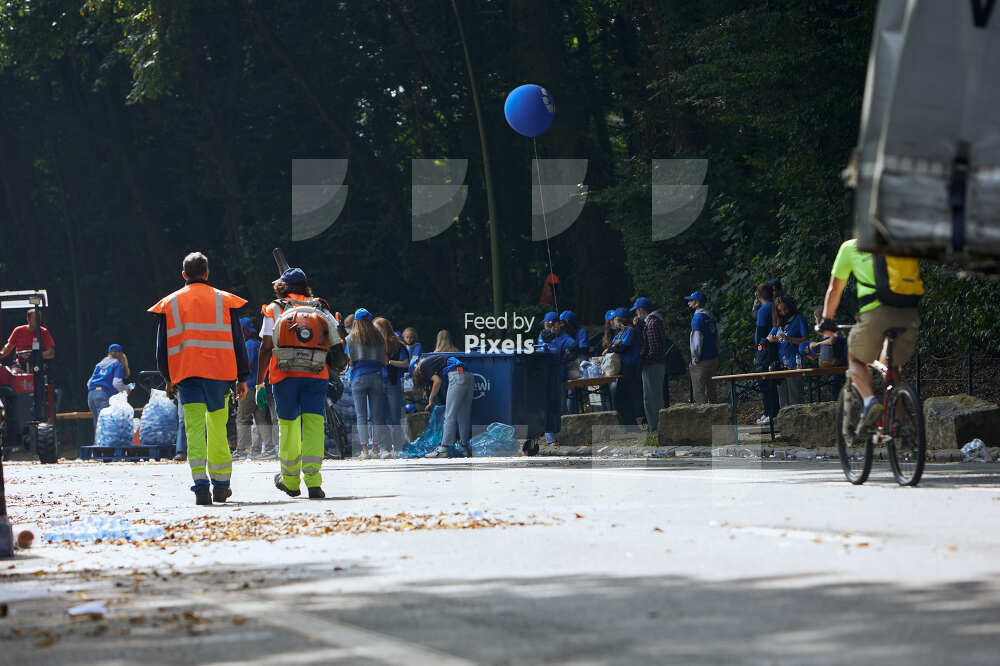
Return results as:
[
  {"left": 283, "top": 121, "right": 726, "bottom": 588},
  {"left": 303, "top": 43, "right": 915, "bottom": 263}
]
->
[
  {"left": 961, "top": 439, "right": 993, "bottom": 463},
  {"left": 45, "top": 517, "right": 164, "bottom": 543},
  {"left": 67, "top": 601, "right": 107, "bottom": 617},
  {"left": 95, "top": 510, "right": 551, "bottom": 547},
  {"left": 469, "top": 423, "right": 520, "bottom": 457},
  {"left": 711, "top": 446, "right": 759, "bottom": 459}
]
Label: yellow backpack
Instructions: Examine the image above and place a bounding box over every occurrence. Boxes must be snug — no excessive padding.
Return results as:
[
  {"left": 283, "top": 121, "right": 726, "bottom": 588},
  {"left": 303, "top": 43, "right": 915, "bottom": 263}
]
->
[{"left": 858, "top": 256, "right": 924, "bottom": 309}]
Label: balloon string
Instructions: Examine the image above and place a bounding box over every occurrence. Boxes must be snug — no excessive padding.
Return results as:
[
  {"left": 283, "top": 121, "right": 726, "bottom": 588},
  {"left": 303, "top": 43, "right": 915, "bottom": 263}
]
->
[{"left": 533, "top": 137, "right": 558, "bottom": 314}]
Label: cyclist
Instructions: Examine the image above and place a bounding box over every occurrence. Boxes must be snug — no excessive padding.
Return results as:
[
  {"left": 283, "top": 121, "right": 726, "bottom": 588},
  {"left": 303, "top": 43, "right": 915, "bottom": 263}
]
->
[{"left": 818, "top": 239, "right": 920, "bottom": 434}]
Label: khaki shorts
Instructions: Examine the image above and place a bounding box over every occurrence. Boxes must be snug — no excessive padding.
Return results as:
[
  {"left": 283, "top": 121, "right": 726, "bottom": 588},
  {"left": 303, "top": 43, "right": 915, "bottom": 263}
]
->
[{"left": 847, "top": 306, "right": 920, "bottom": 365}]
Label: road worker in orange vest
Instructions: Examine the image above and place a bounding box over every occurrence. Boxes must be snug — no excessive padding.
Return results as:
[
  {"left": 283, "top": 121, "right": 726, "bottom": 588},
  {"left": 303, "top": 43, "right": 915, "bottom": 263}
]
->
[
  {"left": 257, "top": 268, "right": 344, "bottom": 499},
  {"left": 148, "top": 252, "right": 250, "bottom": 506}
]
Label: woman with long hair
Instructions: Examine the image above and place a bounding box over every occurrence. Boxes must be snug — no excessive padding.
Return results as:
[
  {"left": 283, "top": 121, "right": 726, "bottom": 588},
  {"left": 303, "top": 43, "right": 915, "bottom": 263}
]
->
[
  {"left": 433, "top": 329, "right": 459, "bottom": 353},
  {"left": 86, "top": 344, "right": 131, "bottom": 436},
  {"left": 604, "top": 308, "right": 642, "bottom": 430},
  {"left": 374, "top": 317, "right": 410, "bottom": 456},
  {"left": 768, "top": 295, "right": 809, "bottom": 407},
  {"left": 346, "top": 308, "right": 389, "bottom": 458},
  {"left": 601, "top": 310, "right": 616, "bottom": 350}
]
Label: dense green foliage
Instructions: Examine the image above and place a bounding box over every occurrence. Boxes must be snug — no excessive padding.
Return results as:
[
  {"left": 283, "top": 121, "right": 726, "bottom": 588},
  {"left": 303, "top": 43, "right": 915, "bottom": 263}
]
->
[{"left": 1, "top": 0, "right": 997, "bottom": 408}]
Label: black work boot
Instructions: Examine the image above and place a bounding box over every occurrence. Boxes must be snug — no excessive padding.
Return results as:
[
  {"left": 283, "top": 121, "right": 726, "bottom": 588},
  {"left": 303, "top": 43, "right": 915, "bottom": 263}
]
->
[
  {"left": 213, "top": 487, "right": 233, "bottom": 503},
  {"left": 307, "top": 486, "right": 326, "bottom": 499},
  {"left": 194, "top": 487, "right": 212, "bottom": 506},
  {"left": 274, "top": 473, "right": 301, "bottom": 497}
]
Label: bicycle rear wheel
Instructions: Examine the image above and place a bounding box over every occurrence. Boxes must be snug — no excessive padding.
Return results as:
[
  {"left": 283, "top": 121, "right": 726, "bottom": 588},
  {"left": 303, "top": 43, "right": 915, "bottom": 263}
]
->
[
  {"left": 887, "top": 383, "right": 925, "bottom": 486},
  {"left": 836, "top": 382, "right": 872, "bottom": 484}
]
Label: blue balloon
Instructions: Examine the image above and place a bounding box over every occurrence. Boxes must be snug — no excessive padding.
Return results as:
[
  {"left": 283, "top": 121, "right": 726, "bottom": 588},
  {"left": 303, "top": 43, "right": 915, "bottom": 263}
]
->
[{"left": 504, "top": 84, "right": 555, "bottom": 137}]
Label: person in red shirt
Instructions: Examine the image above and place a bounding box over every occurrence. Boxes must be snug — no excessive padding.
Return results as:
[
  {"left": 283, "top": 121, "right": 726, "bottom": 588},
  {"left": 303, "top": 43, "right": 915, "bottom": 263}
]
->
[{"left": 1, "top": 310, "right": 55, "bottom": 362}]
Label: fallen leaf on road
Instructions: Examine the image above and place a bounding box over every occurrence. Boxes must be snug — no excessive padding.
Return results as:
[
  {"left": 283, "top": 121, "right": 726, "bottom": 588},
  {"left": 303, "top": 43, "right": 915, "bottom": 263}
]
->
[
  {"left": 856, "top": 542, "right": 870, "bottom": 548},
  {"left": 232, "top": 617, "right": 247, "bottom": 625}
]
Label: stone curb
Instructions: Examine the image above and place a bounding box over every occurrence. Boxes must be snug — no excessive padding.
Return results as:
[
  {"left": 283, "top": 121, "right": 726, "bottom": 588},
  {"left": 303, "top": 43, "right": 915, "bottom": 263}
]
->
[{"left": 536, "top": 444, "right": 999, "bottom": 463}]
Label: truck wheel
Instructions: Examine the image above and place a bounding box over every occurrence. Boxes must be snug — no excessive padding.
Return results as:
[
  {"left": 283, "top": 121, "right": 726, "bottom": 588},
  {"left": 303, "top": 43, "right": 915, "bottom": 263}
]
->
[
  {"left": 522, "top": 439, "right": 539, "bottom": 457},
  {"left": 35, "top": 423, "right": 59, "bottom": 464}
]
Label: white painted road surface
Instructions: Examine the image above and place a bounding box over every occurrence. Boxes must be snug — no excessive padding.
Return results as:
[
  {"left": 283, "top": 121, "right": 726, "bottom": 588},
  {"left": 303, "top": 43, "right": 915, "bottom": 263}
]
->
[{"left": 2, "top": 457, "right": 1000, "bottom": 665}]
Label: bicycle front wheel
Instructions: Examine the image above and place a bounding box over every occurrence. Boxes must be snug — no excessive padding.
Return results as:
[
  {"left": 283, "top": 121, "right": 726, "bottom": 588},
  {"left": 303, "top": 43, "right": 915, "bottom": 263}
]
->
[
  {"left": 887, "top": 383, "right": 925, "bottom": 486},
  {"left": 836, "top": 382, "right": 872, "bottom": 484}
]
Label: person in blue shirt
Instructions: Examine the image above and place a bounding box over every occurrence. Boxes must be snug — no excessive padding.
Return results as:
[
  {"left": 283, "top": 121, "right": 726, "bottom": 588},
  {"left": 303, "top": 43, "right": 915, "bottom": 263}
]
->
[
  {"left": 685, "top": 291, "right": 719, "bottom": 404},
  {"left": 346, "top": 308, "right": 389, "bottom": 459},
  {"left": 753, "top": 282, "right": 780, "bottom": 425},
  {"left": 604, "top": 307, "right": 642, "bottom": 431},
  {"left": 234, "top": 317, "right": 274, "bottom": 459},
  {"left": 540, "top": 323, "right": 576, "bottom": 445},
  {"left": 86, "top": 344, "right": 130, "bottom": 437},
  {"left": 375, "top": 316, "right": 410, "bottom": 457},
  {"left": 413, "top": 354, "right": 474, "bottom": 457},
  {"left": 402, "top": 327, "right": 422, "bottom": 377},
  {"left": 766, "top": 296, "right": 808, "bottom": 407},
  {"left": 537, "top": 311, "right": 559, "bottom": 344},
  {"left": 559, "top": 310, "right": 589, "bottom": 363}
]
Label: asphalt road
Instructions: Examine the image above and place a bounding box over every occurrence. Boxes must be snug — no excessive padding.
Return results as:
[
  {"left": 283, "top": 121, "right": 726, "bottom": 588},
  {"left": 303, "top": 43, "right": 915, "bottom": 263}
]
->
[{"left": 2, "top": 457, "right": 1000, "bottom": 665}]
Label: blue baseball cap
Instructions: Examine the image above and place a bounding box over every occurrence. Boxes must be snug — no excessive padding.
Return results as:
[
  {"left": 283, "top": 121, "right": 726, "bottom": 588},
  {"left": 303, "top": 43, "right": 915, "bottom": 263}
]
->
[
  {"left": 354, "top": 308, "right": 374, "bottom": 321},
  {"left": 683, "top": 290, "right": 707, "bottom": 304},
  {"left": 240, "top": 316, "right": 257, "bottom": 335},
  {"left": 559, "top": 310, "right": 577, "bottom": 322},
  {"left": 630, "top": 296, "right": 653, "bottom": 312},
  {"left": 542, "top": 312, "right": 559, "bottom": 323},
  {"left": 274, "top": 267, "right": 308, "bottom": 286},
  {"left": 108, "top": 344, "right": 122, "bottom": 353},
  {"left": 604, "top": 309, "right": 616, "bottom": 321},
  {"left": 613, "top": 307, "right": 629, "bottom": 320}
]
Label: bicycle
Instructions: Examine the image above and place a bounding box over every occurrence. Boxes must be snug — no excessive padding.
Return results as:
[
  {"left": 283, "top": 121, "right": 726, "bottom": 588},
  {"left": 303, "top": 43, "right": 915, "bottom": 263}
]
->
[{"left": 831, "top": 324, "right": 925, "bottom": 486}]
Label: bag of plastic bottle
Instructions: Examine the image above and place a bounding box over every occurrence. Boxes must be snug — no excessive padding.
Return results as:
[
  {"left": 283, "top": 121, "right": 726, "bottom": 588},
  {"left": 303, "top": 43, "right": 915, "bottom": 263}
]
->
[
  {"left": 468, "top": 422, "right": 520, "bottom": 457},
  {"left": 139, "top": 389, "right": 178, "bottom": 447},
  {"left": 601, "top": 353, "right": 622, "bottom": 377},
  {"left": 95, "top": 391, "right": 135, "bottom": 447},
  {"left": 398, "top": 405, "right": 446, "bottom": 458}
]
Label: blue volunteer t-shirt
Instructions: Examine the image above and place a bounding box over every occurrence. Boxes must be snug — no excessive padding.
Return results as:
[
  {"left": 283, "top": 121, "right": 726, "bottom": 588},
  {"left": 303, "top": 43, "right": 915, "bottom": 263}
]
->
[
  {"left": 383, "top": 345, "right": 410, "bottom": 385},
  {"left": 776, "top": 313, "right": 807, "bottom": 368},
  {"left": 87, "top": 358, "right": 124, "bottom": 392},
  {"left": 755, "top": 301, "right": 773, "bottom": 345},
  {"left": 612, "top": 326, "right": 640, "bottom": 371},
  {"left": 245, "top": 338, "right": 261, "bottom": 390},
  {"left": 543, "top": 332, "right": 576, "bottom": 381},
  {"left": 691, "top": 311, "right": 718, "bottom": 361}
]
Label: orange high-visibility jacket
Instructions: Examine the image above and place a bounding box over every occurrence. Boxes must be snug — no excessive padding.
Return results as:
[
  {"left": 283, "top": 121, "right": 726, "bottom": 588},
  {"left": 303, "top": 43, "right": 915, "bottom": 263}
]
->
[{"left": 148, "top": 283, "right": 248, "bottom": 383}]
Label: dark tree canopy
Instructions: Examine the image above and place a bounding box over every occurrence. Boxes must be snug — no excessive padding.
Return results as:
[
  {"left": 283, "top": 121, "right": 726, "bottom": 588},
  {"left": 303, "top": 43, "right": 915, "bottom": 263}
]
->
[{"left": 1, "top": 0, "right": 997, "bottom": 408}]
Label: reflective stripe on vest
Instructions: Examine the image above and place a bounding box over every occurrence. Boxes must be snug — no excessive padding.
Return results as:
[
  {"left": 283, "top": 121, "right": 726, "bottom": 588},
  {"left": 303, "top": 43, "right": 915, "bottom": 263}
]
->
[{"left": 149, "top": 283, "right": 247, "bottom": 382}]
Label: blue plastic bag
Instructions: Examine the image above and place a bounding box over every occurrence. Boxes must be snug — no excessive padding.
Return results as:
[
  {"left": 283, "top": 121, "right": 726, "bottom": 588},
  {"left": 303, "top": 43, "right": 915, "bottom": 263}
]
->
[
  {"left": 469, "top": 422, "right": 520, "bottom": 457},
  {"left": 398, "top": 405, "right": 445, "bottom": 458},
  {"left": 95, "top": 392, "right": 134, "bottom": 447},
  {"left": 139, "top": 389, "right": 178, "bottom": 447}
]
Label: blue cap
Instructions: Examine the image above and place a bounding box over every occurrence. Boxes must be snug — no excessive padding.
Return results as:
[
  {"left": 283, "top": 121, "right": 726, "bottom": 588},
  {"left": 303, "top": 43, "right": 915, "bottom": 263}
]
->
[
  {"left": 630, "top": 296, "right": 652, "bottom": 312},
  {"left": 683, "top": 290, "right": 707, "bottom": 304},
  {"left": 274, "top": 267, "right": 308, "bottom": 286},
  {"left": 613, "top": 307, "right": 629, "bottom": 320},
  {"left": 559, "top": 310, "right": 577, "bottom": 322},
  {"left": 543, "top": 312, "right": 558, "bottom": 323},
  {"left": 240, "top": 316, "right": 257, "bottom": 335},
  {"left": 604, "top": 309, "right": 616, "bottom": 321},
  {"left": 354, "top": 308, "right": 373, "bottom": 321},
  {"left": 108, "top": 344, "right": 122, "bottom": 353}
]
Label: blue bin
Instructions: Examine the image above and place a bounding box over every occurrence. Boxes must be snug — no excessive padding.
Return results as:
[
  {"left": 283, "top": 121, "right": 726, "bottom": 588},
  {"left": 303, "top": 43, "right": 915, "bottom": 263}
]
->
[{"left": 445, "top": 350, "right": 561, "bottom": 449}]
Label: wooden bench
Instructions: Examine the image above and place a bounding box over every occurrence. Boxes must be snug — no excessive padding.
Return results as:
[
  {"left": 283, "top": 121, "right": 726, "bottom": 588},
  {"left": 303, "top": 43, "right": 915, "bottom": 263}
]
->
[
  {"left": 711, "top": 366, "right": 847, "bottom": 439},
  {"left": 566, "top": 375, "right": 620, "bottom": 414}
]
